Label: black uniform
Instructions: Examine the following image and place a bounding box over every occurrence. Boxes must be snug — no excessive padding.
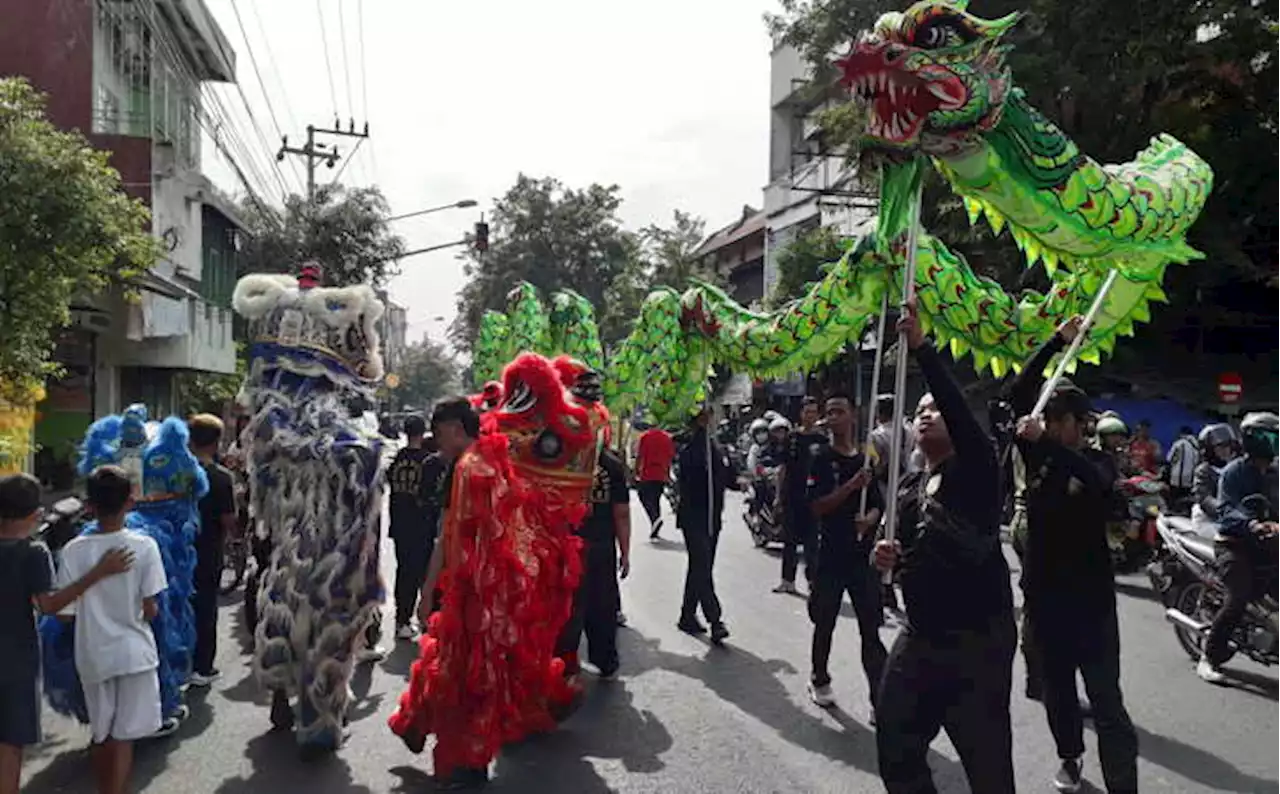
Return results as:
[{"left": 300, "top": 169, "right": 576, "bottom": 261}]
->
[
  {"left": 876, "top": 342, "right": 1016, "bottom": 794},
  {"left": 556, "top": 448, "right": 629, "bottom": 675},
  {"left": 1010, "top": 341, "right": 1138, "bottom": 793},
  {"left": 781, "top": 429, "right": 827, "bottom": 584},
  {"left": 676, "top": 426, "right": 734, "bottom": 630},
  {"left": 194, "top": 459, "right": 237, "bottom": 675},
  {"left": 387, "top": 446, "right": 447, "bottom": 628},
  {"left": 807, "top": 445, "right": 887, "bottom": 704}
]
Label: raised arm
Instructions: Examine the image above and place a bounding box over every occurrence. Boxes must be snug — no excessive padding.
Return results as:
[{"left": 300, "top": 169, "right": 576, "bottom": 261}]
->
[
  {"left": 913, "top": 343, "right": 995, "bottom": 473},
  {"left": 1005, "top": 322, "right": 1076, "bottom": 416}
]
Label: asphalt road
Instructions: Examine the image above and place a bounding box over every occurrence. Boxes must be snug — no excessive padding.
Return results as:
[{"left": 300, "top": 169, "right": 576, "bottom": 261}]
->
[{"left": 21, "top": 492, "right": 1279, "bottom": 794}]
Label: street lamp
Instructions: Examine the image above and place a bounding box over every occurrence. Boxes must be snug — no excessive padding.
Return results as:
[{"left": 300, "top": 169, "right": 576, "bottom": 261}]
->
[{"left": 387, "top": 199, "right": 478, "bottom": 223}]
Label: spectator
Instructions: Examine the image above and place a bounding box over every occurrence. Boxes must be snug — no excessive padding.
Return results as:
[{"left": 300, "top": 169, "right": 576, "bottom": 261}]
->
[
  {"left": 635, "top": 423, "right": 676, "bottom": 540},
  {"left": 1128, "top": 420, "right": 1163, "bottom": 475},
  {"left": 187, "top": 415, "right": 237, "bottom": 687}
]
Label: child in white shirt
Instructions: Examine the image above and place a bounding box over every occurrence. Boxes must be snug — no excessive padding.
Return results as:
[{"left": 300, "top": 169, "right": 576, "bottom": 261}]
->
[{"left": 58, "top": 466, "right": 167, "bottom": 794}]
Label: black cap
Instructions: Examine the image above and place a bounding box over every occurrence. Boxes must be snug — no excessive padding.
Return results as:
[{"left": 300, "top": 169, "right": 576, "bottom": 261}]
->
[
  {"left": 1046, "top": 382, "right": 1093, "bottom": 420},
  {"left": 403, "top": 414, "right": 427, "bottom": 438}
]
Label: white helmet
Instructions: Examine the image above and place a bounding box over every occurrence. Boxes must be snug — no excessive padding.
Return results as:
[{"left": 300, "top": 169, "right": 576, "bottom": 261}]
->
[
  {"left": 769, "top": 416, "right": 792, "bottom": 432},
  {"left": 750, "top": 418, "right": 769, "bottom": 435}
]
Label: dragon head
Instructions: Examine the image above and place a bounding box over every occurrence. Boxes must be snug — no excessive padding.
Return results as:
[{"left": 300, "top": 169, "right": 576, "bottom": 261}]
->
[
  {"left": 838, "top": 0, "right": 1019, "bottom": 159},
  {"left": 486, "top": 352, "right": 602, "bottom": 501}
]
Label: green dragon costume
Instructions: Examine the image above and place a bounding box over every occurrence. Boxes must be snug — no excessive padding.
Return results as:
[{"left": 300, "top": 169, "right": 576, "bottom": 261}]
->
[{"left": 473, "top": 0, "right": 1213, "bottom": 426}]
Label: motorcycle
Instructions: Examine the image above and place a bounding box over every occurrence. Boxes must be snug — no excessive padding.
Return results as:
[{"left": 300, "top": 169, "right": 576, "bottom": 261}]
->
[
  {"left": 35, "top": 496, "right": 88, "bottom": 557},
  {"left": 1149, "top": 513, "right": 1278, "bottom": 667},
  {"left": 744, "top": 464, "right": 785, "bottom": 548},
  {"left": 1110, "top": 473, "right": 1167, "bottom": 573}
]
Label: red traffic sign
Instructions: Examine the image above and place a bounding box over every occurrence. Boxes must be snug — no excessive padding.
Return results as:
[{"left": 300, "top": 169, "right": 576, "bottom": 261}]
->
[{"left": 1218, "top": 372, "right": 1243, "bottom": 404}]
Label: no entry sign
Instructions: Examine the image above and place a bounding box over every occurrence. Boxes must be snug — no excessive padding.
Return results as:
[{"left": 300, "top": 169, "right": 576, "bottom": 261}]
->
[{"left": 1218, "top": 372, "right": 1243, "bottom": 404}]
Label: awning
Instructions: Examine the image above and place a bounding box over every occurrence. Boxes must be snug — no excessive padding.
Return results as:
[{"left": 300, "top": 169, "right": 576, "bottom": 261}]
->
[{"left": 128, "top": 270, "right": 202, "bottom": 301}]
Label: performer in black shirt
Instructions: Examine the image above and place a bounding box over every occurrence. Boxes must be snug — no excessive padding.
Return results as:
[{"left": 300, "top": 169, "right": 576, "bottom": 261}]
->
[
  {"left": 873, "top": 298, "right": 1016, "bottom": 794},
  {"left": 775, "top": 397, "right": 828, "bottom": 594},
  {"left": 555, "top": 447, "right": 632, "bottom": 678},
  {"left": 806, "top": 393, "right": 886, "bottom": 716},
  {"left": 387, "top": 415, "right": 448, "bottom": 640}
]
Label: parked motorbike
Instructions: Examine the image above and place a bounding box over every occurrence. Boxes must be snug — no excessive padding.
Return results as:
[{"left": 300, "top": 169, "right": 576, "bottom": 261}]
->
[
  {"left": 1110, "top": 474, "right": 1167, "bottom": 573},
  {"left": 744, "top": 465, "right": 785, "bottom": 548},
  {"left": 1149, "top": 513, "right": 1278, "bottom": 667},
  {"left": 35, "top": 496, "right": 88, "bottom": 557}
]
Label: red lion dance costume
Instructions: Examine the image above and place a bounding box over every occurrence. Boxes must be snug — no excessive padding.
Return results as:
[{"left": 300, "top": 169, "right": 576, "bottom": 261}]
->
[{"left": 388, "top": 352, "right": 605, "bottom": 778}]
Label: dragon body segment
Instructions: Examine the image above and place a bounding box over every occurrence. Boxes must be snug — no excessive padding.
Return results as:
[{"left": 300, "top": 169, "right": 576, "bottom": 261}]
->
[{"left": 472, "top": 0, "right": 1212, "bottom": 425}]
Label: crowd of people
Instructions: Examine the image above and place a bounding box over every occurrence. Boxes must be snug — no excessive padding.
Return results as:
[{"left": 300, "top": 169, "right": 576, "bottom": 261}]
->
[{"left": 0, "top": 300, "right": 1275, "bottom": 794}]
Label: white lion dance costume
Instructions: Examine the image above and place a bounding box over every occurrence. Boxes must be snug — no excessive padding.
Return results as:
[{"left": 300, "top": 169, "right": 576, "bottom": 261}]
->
[
  {"left": 233, "top": 263, "right": 387, "bottom": 754},
  {"left": 41, "top": 411, "right": 207, "bottom": 726}
]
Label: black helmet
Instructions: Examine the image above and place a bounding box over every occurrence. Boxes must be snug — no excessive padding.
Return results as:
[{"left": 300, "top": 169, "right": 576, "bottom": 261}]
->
[{"left": 1241, "top": 412, "right": 1279, "bottom": 460}]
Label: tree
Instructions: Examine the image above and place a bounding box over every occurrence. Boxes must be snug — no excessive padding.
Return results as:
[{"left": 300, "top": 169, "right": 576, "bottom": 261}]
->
[
  {"left": 393, "top": 338, "right": 460, "bottom": 410},
  {"left": 768, "top": 224, "right": 849, "bottom": 307},
  {"left": 450, "top": 175, "right": 636, "bottom": 352},
  {"left": 173, "top": 343, "right": 247, "bottom": 417},
  {"left": 239, "top": 183, "right": 406, "bottom": 287},
  {"left": 0, "top": 78, "right": 158, "bottom": 404}
]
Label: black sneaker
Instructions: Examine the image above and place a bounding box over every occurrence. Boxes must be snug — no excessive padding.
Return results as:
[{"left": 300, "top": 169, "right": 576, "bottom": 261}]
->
[
  {"left": 677, "top": 618, "right": 707, "bottom": 635},
  {"left": 1053, "top": 757, "right": 1083, "bottom": 792},
  {"left": 710, "top": 623, "right": 730, "bottom": 645},
  {"left": 269, "top": 690, "right": 295, "bottom": 732}
]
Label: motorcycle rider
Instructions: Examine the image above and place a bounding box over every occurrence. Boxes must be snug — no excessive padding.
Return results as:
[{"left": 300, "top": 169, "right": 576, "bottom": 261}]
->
[
  {"left": 745, "top": 418, "right": 771, "bottom": 472},
  {"left": 1191, "top": 423, "right": 1239, "bottom": 536},
  {"left": 1199, "top": 412, "right": 1280, "bottom": 685},
  {"left": 1166, "top": 426, "right": 1200, "bottom": 509},
  {"left": 1010, "top": 349, "right": 1139, "bottom": 790}
]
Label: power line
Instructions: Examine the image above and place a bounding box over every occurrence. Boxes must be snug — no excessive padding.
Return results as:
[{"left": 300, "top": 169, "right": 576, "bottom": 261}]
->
[
  {"left": 337, "top": 0, "right": 355, "bottom": 122},
  {"left": 356, "top": 0, "right": 369, "bottom": 121},
  {"left": 249, "top": 0, "right": 300, "bottom": 134},
  {"left": 315, "top": 0, "right": 340, "bottom": 119},
  {"left": 229, "top": 0, "right": 302, "bottom": 193},
  {"left": 330, "top": 136, "right": 364, "bottom": 183}
]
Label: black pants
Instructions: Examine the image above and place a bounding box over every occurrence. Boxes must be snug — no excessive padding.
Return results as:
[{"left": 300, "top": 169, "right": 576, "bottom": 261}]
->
[
  {"left": 1031, "top": 601, "right": 1138, "bottom": 793},
  {"left": 680, "top": 514, "right": 723, "bottom": 626},
  {"left": 192, "top": 542, "right": 223, "bottom": 675},
  {"left": 782, "top": 507, "right": 816, "bottom": 584},
  {"left": 637, "top": 482, "right": 664, "bottom": 528},
  {"left": 393, "top": 535, "right": 433, "bottom": 627},
  {"left": 808, "top": 562, "right": 887, "bottom": 704},
  {"left": 556, "top": 540, "right": 620, "bottom": 673},
  {"left": 1205, "top": 539, "right": 1270, "bottom": 666},
  {"left": 877, "top": 619, "right": 1016, "bottom": 794}
]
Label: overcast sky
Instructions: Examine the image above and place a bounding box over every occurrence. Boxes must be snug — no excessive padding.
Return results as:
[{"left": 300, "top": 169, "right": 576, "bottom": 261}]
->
[{"left": 203, "top": 0, "right": 776, "bottom": 347}]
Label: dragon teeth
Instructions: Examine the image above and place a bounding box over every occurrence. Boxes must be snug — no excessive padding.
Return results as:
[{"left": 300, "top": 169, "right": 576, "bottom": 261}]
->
[
  {"left": 927, "top": 83, "right": 954, "bottom": 102},
  {"left": 889, "top": 81, "right": 897, "bottom": 102}
]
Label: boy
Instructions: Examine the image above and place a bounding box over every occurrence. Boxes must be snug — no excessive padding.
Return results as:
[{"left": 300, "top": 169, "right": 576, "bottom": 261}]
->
[
  {"left": 188, "top": 414, "right": 238, "bottom": 686},
  {"left": 0, "top": 473, "right": 133, "bottom": 794},
  {"left": 58, "top": 466, "right": 168, "bottom": 794}
]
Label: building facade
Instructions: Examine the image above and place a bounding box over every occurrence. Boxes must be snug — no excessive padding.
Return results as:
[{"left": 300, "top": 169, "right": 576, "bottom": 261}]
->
[
  {"left": 763, "top": 44, "right": 876, "bottom": 298},
  {"left": 0, "top": 0, "right": 245, "bottom": 485},
  {"left": 693, "top": 205, "right": 766, "bottom": 306}
]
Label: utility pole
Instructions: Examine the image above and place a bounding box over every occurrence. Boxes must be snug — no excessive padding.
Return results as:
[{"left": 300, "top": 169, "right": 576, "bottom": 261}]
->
[{"left": 277, "top": 119, "right": 370, "bottom": 201}]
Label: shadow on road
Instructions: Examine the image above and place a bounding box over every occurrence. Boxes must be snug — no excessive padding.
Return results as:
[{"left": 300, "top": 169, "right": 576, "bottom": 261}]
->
[
  {"left": 380, "top": 637, "right": 422, "bottom": 678},
  {"left": 1113, "top": 580, "right": 1160, "bottom": 603},
  {"left": 1115, "top": 723, "right": 1277, "bottom": 794},
  {"left": 22, "top": 698, "right": 215, "bottom": 794},
  {"left": 213, "top": 730, "right": 376, "bottom": 794},
  {"left": 1220, "top": 667, "right": 1279, "bottom": 701},
  {"left": 622, "top": 633, "right": 967, "bottom": 786},
  {"left": 646, "top": 537, "right": 685, "bottom": 553},
  {"left": 385, "top": 679, "right": 669, "bottom": 792}
]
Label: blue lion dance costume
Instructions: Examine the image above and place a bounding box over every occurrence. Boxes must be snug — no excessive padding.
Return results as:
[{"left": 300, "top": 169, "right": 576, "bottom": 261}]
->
[
  {"left": 40, "top": 409, "right": 208, "bottom": 725},
  {"left": 233, "top": 264, "right": 386, "bottom": 754}
]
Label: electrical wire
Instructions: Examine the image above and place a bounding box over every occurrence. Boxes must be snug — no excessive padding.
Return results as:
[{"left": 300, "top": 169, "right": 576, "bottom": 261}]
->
[
  {"left": 330, "top": 137, "right": 364, "bottom": 183},
  {"left": 337, "top": 0, "right": 355, "bottom": 123},
  {"left": 248, "top": 0, "right": 301, "bottom": 136},
  {"left": 356, "top": 0, "right": 369, "bottom": 122},
  {"left": 315, "top": 0, "right": 340, "bottom": 121},
  {"left": 229, "top": 0, "right": 303, "bottom": 193}
]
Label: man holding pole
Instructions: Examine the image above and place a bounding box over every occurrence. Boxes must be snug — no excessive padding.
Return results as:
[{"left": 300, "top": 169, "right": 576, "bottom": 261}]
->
[
  {"left": 1011, "top": 355, "right": 1139, "bottom": 794},
  {"left": 873, "top": 297, "right": 1017, "bottom": 794}
]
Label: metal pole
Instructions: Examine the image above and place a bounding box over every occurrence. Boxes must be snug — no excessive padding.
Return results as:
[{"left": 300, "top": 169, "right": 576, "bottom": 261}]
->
[
  {"left": 305, "top": 125, "right": 316, "bottom": 201},
  {"left": 1030, "top": 268, "right": 1120, "bottom": 418},
  {"left": 859, "top": 291, "right": 891, "bottom": 516},
  {"left": 704, "top": 414, "right": 715, "bottom": 548},
  {"left": 880, "top": 181, "right": 925, "bottom": 582}
]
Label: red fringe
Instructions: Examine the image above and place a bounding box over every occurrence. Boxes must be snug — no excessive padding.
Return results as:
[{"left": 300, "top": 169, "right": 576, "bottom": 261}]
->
[{"left": 387, "top": 432, "right": 586, "bottom": 777}]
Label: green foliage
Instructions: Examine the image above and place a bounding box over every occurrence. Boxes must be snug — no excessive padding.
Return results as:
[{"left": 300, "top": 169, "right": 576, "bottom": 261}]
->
[
  {"left": 769, "top": 224, "right": 851, "bottom": 307},
  {"left": 173, "top": 343, "right": 247, "bottom": 416},
  {"left": 452, "top": 175, "right": 710, "bottom": 353},
  {"left": 394, "top": 337, "right": 460, "bottom": 410},
  {"left": 0, "top": 78, "right": 158, "bottom": 403},
  {"left": 238, "top": 183, "right": 406, "bottom": 287}
]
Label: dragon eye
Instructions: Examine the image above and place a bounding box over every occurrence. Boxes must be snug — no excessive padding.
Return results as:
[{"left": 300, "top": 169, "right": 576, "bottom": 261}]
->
[{"left": 913, "top": 17, "right": 971, "bottom": 49}]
